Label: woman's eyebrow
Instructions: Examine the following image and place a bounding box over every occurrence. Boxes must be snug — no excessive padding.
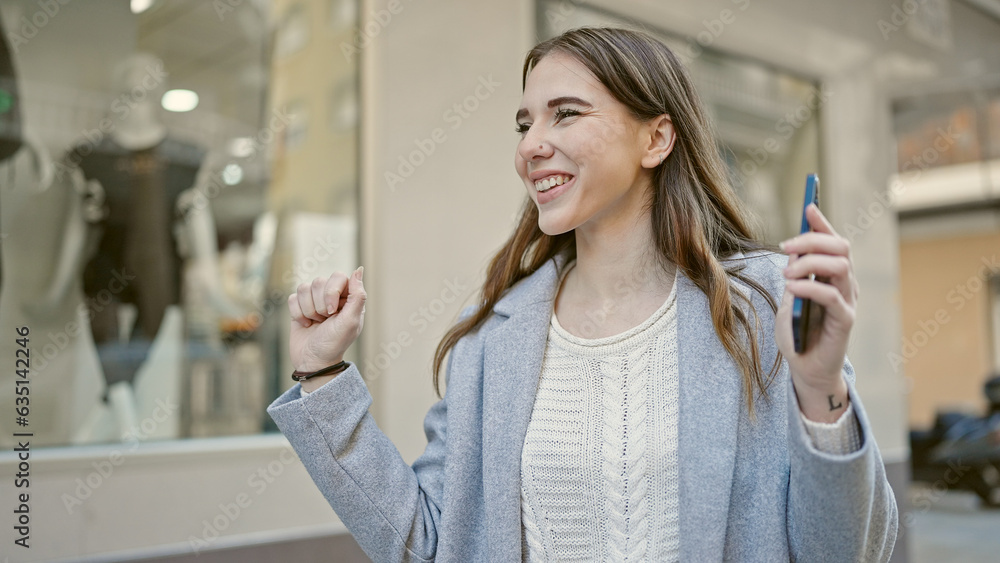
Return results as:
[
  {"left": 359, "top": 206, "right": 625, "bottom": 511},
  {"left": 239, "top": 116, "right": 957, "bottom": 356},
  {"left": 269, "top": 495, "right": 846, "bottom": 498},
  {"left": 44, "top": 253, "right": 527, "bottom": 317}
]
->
[{"left": 515, "top": 96, "right": 593, "bottom": 121}]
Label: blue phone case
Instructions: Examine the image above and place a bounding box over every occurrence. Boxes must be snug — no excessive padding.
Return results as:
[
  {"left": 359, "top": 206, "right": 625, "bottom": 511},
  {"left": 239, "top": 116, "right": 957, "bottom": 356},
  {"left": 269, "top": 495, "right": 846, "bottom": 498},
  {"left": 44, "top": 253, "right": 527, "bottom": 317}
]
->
[{"left": 791, "top": 174, "right": 820, "bottom": 353}]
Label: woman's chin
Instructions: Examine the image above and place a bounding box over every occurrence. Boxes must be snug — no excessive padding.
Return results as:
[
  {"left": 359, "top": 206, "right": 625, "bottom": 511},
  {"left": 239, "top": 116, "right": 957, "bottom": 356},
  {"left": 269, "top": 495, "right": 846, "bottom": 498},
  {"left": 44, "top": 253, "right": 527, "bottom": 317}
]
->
[{"left": 536, "top": 215, "right": 575, "bottom": 237}]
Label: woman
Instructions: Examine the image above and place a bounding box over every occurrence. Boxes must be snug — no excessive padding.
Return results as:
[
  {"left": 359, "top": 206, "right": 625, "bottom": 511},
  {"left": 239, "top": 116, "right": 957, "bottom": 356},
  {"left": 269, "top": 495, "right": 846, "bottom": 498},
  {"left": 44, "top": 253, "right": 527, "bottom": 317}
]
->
[{"left": 268, "top": 27, "right": 898, "bottom": 562}]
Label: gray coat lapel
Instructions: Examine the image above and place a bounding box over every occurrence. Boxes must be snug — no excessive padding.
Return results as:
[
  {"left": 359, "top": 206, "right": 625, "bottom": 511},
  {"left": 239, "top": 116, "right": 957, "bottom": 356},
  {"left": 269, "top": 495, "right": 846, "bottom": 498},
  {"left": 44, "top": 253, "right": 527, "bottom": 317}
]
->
[
  {"left": 676, "top": 262, "right": 742, "bottom": 559},
  {"left": 481, "top": 249, "right": 741, "bottom": 560},
  {"left": 482, "top": 251, "right": 567, "bottom": 560}
]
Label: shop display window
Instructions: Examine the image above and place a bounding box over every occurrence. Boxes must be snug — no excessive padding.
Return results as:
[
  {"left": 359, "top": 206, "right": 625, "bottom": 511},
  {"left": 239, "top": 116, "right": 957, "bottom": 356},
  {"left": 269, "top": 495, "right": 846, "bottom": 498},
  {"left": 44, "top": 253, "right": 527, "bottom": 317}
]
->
[{"left": 0, "top": 0, "right": 359, "bottom": 448}]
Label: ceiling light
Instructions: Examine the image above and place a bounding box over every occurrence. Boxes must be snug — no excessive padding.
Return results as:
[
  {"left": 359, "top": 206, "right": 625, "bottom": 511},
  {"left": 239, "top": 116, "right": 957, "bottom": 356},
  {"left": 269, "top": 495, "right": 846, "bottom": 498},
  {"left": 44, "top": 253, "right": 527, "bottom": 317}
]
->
[
  {"left": 131, "top": 0, "right": 155, "bottom": 15},
  {"left": 222, "top": 164, "right": 244, "bottom": 185},
  {"left": 161, "top": 89, "right": 199, "bottom": 112}
]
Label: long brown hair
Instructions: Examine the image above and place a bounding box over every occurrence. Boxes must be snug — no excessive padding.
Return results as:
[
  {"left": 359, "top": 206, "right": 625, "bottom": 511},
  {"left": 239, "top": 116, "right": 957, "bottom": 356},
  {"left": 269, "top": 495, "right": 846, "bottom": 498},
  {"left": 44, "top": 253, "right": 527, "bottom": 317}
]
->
[{"left": 432, "top": 27, "right": 781, "bottom": 416}]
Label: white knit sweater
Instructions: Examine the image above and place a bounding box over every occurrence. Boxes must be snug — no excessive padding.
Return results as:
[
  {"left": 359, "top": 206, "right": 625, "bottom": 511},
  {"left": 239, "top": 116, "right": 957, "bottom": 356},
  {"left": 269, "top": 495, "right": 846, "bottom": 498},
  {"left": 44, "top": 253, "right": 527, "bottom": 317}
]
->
[{"left": 518, "top": 262, "right": 861, "bottom": 562}]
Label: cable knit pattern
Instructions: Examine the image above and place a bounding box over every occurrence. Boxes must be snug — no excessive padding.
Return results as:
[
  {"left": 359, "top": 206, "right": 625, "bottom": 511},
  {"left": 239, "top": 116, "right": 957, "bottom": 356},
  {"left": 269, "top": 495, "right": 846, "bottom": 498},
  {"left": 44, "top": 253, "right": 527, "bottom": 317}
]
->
[
  {"left": 602, "top": 346, "right": 651, "bottom": 560},
  {"left": 521, "top": 262, "right": 680, "bottom": 562},
  {"left": 801, "top": 401, "right": 863, "bottom": 455}
]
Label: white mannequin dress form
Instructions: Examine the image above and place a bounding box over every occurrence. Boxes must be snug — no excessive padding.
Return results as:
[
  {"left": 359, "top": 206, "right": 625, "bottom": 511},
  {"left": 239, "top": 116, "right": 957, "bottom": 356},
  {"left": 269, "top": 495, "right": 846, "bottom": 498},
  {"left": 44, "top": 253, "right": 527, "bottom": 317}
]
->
[
  {"left": 0, "top": 136, "right": 108, "bottom": 447},
  {"left": 0, "top": 11, "right": 106, "bottom": 446}
]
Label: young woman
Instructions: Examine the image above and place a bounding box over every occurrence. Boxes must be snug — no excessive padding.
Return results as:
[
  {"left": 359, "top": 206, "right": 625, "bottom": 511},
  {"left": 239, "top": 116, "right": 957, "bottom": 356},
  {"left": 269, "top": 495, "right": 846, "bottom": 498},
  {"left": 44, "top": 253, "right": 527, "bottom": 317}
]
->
[{"left": 268, "top": 27, "right": 898, "bottom": 562}]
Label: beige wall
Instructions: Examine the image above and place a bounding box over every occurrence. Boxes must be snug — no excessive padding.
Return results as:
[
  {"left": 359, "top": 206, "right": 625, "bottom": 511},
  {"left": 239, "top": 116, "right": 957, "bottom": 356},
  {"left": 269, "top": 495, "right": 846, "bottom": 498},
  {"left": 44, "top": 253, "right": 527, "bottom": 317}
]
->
[
  {"left": 900, "top": 231, "right": 1000, "bottom": 428},
  {"left": 361, "top": 0, "right": 535, "bottom": 463}
]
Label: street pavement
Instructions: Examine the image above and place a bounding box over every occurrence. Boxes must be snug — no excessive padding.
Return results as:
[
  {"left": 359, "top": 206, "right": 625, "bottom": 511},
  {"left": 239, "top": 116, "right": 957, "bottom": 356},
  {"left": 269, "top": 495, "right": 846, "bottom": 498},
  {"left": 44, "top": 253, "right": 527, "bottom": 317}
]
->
[{"left": 908, "top": 487, "right": 1000, "bottom": 563}]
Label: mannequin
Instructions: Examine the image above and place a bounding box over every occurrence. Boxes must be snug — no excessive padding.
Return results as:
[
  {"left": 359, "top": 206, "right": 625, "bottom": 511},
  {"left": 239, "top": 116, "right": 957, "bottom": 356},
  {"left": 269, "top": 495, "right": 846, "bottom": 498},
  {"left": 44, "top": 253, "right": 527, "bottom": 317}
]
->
[
  {"left": 176, "top": 163, "right": 250, "bottom": 325},
  {"left": 0, "top": 11, "right": 106, "bottom": 447},
  {"left": 69, "top": 54, "right": 197, "bottom": 348},
  {"left": 65, "top": 53, "right": 207, "bottom": 443}
]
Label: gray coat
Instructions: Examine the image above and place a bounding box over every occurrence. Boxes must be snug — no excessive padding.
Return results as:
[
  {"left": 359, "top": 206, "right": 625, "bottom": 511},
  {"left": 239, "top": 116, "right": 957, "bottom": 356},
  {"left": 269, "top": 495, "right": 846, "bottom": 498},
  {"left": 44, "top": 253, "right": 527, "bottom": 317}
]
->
[{"left": 266, "top": 248, "right": 898, "bottom": 562}]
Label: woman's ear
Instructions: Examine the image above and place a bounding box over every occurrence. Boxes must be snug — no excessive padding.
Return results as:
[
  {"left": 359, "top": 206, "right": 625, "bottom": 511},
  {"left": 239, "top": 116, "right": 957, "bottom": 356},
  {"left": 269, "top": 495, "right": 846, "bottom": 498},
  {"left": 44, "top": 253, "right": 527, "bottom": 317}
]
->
[{"left": 642, "top": 114, "right": 677, "bottom": 169}]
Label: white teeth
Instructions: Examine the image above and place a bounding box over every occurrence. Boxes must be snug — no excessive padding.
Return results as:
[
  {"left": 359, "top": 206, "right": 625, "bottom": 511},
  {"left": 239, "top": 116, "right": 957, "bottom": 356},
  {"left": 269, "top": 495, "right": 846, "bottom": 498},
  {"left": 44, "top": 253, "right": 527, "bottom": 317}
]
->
[{"left": 534, "top": 175, "right": 571, "bottom": 192}]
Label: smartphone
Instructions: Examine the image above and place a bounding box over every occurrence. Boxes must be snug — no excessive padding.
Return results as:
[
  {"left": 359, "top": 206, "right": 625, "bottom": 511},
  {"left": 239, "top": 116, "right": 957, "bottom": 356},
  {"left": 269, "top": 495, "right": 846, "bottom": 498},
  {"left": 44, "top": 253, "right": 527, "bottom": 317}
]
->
[{"left": 791, "top": 174, "right": 820, "bottom": 353}]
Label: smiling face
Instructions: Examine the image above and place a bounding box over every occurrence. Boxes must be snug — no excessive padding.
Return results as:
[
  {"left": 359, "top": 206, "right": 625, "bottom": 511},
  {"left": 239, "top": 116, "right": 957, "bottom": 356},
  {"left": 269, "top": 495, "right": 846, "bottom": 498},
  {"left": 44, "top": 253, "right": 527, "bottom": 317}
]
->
[{"left": 514, "top": 51, "right": 670, "bottom": 237}]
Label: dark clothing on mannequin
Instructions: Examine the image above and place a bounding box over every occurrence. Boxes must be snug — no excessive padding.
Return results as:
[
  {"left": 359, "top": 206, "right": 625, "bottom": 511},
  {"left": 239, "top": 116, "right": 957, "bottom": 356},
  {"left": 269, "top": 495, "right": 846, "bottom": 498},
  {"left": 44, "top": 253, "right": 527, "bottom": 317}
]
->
[{"left": 68, "top": 135, "right": 204, "bottom": 386}]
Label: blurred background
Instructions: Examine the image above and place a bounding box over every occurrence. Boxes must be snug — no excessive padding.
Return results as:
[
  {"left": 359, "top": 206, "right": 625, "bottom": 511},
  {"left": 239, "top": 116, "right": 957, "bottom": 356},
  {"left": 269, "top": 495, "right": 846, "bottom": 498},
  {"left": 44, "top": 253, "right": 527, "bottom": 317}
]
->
[{"left": 0, "top": 0, "right": 998, "bottom": 561}]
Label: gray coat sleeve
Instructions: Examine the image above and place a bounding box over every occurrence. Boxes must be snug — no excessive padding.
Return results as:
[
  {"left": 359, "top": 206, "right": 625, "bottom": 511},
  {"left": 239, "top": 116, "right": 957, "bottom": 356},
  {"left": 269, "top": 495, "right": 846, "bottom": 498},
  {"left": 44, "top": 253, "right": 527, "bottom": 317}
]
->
[
  {"left": 785, "top": 359, "right": 899, "bottom": 562},
  {"left": 266, "top": 360, "right": 452, "bottom": 563},
  {"left": 746, "top": 250, "right": 898, "bottom": 560}
]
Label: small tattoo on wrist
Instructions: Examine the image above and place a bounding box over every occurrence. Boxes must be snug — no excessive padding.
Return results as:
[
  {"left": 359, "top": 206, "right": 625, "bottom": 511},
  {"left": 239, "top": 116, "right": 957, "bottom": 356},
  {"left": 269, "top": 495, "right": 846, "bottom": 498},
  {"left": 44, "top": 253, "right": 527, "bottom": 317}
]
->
[{"left": 828, "top": 394, "right": 843, "bottom": 411}]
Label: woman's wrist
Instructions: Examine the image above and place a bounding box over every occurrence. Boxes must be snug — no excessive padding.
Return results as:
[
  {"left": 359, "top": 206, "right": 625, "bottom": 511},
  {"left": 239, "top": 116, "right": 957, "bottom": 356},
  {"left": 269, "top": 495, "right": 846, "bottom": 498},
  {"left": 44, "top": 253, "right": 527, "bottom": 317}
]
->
[
  {"left": 296, "top": 356, "right": 344, "bottom": 374},
  {"left": 792, "top": 373, "right": 850, "bottom": 424},
  {"left": 295, "top": 357, "right": 347, "bottom": 393},
  {"left": 301, "top": 372, "right": 341, "bottom": 393}
]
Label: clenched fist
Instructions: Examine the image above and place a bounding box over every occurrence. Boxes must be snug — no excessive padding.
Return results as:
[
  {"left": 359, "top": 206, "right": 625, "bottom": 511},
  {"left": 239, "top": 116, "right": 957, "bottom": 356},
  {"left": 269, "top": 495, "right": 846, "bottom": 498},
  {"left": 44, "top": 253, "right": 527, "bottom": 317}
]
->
[{"left": 288, "top": 266, "right": 367, "bottom": 374}]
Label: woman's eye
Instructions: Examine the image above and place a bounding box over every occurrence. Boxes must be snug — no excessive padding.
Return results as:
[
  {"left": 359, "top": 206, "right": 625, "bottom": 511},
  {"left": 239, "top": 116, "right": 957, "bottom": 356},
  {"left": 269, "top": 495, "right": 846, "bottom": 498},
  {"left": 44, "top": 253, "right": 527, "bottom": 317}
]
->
[
  {"left": 554, "top": 108, "right": 580, "bottom": 122},
  {"left": 515, "top": 109, "right": 578, "bottom": 135}
]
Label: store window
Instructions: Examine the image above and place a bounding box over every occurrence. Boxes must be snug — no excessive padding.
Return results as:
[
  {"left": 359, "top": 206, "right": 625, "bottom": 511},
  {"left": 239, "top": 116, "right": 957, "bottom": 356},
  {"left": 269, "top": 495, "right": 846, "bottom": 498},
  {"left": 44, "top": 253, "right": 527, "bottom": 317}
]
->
[
  {"left": 0, "top": 0, "right": 359, "bottom": 448},
  {"left": 539, "top": 1, "right": 823, "bottom": 244}
]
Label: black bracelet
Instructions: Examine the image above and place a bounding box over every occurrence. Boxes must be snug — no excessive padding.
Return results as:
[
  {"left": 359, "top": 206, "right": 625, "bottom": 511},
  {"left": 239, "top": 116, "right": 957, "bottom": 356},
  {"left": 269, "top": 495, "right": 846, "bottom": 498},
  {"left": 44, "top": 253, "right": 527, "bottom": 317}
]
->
[{"left": 291, "top": 361, "right": 350, "bottom": 382}]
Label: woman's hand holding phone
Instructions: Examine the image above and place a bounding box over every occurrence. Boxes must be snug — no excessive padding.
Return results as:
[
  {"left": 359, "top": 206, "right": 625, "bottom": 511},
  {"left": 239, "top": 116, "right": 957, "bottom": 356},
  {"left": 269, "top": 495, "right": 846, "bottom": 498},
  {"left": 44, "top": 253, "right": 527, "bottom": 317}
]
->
[
  {"left": 287, "top": 266, "right": 367, "bottom": 391},
  {"left": 775, "top": 198, "right": 860, "bottom": 423}
]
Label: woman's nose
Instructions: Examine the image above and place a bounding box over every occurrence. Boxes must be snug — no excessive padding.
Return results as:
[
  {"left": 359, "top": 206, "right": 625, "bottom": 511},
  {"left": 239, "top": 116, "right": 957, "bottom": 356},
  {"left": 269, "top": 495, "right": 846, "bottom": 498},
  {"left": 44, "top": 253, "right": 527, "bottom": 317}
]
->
[{"left": 517, "top": 126, "right": 553, "bottom": 162}]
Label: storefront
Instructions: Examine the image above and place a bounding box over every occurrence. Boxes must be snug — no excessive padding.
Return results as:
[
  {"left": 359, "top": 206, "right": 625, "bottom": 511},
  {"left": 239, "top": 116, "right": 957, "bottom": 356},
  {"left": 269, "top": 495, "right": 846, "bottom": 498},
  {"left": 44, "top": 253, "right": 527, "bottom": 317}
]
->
[{"left": 2, "top": 0, "right": 999, "bottom": 560}]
